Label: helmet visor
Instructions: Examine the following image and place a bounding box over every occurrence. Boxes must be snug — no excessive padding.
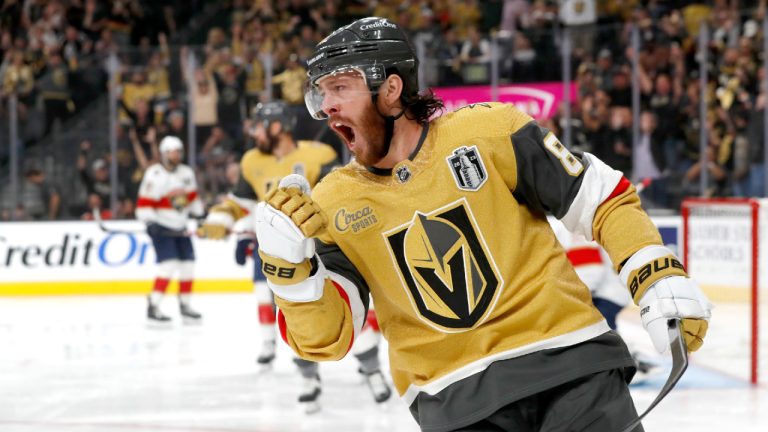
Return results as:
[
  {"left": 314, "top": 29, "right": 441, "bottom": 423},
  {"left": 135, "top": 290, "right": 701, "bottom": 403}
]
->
[{"left": 304, "top": 65, "right": 386, "bottom": 120}]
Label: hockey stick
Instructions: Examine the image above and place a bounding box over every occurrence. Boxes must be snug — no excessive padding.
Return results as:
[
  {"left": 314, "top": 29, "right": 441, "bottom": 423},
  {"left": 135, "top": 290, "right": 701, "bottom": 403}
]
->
[
  {"left": 620, "top": 319, "right": 688, "bottom": 432},
  {"left": 635, "top": 177, "right": 653, "bottom": 194},
  {"left": 93, "top": 209, "right": 151, "bottom": 235},
  {"left": 92, "top": 209, "right": 192, "bottom": 237},
  {"left": 92, "top": 209, "right": 256, "bottom": 239}
]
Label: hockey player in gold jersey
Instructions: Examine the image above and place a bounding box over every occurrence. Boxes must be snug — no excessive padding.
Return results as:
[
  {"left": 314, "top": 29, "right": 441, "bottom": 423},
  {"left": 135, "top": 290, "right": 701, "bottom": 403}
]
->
[
  {"left": 246, "top": 17, "right": 713, "bottom": 432},
  {"left": 200, "top": 100, "right": 391, "bottom": 412}
]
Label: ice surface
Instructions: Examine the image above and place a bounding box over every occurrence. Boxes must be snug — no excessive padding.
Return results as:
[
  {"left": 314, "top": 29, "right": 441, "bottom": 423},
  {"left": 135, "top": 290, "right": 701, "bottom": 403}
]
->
[{"left": 0, "top": 294, "right": 765, "bottom": 431}]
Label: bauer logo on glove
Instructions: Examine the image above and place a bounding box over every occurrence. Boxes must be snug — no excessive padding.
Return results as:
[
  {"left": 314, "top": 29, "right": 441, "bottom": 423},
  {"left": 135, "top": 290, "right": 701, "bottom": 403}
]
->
[
  {"left": 620, "top": 245, "right": 713, "bottom": 353},
  {"left": 627, "top": 254, "right": 686, "bottom": 299}
]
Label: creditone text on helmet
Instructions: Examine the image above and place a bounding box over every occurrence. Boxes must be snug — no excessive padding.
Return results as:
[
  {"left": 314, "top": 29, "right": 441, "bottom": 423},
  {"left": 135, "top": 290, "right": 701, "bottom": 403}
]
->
[{"left": 359, "top": 20, "right": 397, "bottom": 30}]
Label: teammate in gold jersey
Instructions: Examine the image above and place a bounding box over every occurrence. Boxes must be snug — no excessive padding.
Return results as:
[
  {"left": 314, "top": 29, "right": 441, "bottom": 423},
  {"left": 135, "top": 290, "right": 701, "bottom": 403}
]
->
[
  {"left": 200, "top": 100, "right": 391, "bottom": 412},
  {"left": 238, "top": 18, "right": 715, "bottom": 432}
]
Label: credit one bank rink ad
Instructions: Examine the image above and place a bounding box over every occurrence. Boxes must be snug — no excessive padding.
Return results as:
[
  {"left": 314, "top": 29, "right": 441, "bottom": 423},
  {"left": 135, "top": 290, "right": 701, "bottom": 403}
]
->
[{"left": 0, "top": 221, "right": 251, "bottom": 295}]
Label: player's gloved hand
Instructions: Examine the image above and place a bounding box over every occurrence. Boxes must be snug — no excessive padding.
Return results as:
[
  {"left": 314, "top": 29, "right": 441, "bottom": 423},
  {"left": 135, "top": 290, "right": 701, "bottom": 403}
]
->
[
  {"left": 619, "top": 245, "right": 713, "bottom": 354},
  {"left": 638, "top": 277, "right": 711, "bottom": 353},
  {"left": 235, "top": 238, "right": 255, "bottom": 265},
  {"left": 197, "top": 211, "right": 234, "bottom": 239},
  {"left": 255, "top": 175, "right": 329, "bottom": 302}
]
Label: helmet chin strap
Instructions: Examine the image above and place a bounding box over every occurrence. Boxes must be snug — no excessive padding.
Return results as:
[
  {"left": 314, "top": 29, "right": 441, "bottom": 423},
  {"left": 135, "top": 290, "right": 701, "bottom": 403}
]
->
[{"left": 372, "top": 94, "right": 406, "bottom": 162}]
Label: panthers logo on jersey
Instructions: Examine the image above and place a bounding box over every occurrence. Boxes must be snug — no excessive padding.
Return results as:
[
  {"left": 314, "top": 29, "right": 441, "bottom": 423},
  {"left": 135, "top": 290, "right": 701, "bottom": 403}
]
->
[
  {"left": 384, "top": 199, "right": 503, "bottom": 332},
  {"left": 169, "top": 190, "right": 189, "bottom": 211}
]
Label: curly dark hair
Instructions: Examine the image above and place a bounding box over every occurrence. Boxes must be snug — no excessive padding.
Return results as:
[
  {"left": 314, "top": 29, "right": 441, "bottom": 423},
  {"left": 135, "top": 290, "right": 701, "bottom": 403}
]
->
[
  {"left": 376, "top": 66, "right": 444, "bottom": 122},
  {"left": 403, "top": 88, "right": 445, "bottom": 123}
]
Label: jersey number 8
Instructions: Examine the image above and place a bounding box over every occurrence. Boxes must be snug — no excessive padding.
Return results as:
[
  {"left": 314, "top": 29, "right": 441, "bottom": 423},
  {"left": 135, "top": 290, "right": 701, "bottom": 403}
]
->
[{"left": 543, "top": 133, "right": 584, "bottom": 176}]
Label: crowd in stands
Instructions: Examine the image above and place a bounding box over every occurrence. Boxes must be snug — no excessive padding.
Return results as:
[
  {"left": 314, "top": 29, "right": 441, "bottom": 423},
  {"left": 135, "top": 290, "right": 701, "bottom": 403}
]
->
[
  {"left": 0, "top": 0, "right": 766, "bottom": 221},
  {"left": 542, "top": 0, "right": 768, "bottom": 210},
  {"left": 0, "top": 0, "right": 197, "bottom": 220}
]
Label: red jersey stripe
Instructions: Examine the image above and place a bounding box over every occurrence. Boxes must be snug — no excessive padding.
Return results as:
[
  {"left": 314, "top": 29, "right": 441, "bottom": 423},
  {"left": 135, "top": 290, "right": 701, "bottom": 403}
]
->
[{"left": 566, "top": 247, "right": 603, "bottom": 266}]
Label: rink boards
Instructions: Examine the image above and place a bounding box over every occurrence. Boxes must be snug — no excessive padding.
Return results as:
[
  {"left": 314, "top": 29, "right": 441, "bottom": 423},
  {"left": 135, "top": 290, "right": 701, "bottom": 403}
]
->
[
  {"left": 0, "top": 216, "right": 762, "bottom": 299},
  {"left": 0, "top": 221, "right": 252, "bottom": 295}
]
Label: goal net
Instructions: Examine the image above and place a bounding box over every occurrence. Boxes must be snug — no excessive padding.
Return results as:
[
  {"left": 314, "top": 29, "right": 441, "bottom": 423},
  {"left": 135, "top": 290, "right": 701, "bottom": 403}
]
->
[{"left": 681, "top": 198, "right": 768, "bottom": 384}]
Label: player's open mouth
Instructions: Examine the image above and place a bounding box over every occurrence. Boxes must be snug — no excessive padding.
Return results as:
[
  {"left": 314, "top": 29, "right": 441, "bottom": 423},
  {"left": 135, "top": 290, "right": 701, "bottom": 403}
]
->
[{"left": 331, "top": 121, "right": 356, "bottom": 148}]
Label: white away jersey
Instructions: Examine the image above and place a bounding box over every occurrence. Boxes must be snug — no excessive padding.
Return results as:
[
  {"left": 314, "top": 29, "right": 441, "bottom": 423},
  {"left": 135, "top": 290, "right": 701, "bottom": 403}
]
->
[
  {"left": 549, "top": 217, "right": 631, "bottom": 307},
  {"left": 136, "top": 163, "right": 203, "bottom": 230}
]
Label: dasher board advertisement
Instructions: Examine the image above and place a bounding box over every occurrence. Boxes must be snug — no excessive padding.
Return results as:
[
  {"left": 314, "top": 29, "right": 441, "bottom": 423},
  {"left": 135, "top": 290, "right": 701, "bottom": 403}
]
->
[{"left": 0, "top": 221, "right": 251, "bottom": 295}]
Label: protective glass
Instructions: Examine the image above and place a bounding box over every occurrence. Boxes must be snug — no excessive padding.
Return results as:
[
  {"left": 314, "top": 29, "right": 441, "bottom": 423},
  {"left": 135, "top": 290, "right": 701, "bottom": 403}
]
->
[{"left": 304, "top": 65, "right": 385, "bottom": 119}]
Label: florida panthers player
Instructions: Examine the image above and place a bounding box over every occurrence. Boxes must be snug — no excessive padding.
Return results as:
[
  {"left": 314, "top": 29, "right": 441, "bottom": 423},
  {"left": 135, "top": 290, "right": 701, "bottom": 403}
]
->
[
  {"left": 201, "top": 101, "right": 391, "bottom": 412},
  {"left": 136, "top": 135, "right": 204, "bottom": 324}
]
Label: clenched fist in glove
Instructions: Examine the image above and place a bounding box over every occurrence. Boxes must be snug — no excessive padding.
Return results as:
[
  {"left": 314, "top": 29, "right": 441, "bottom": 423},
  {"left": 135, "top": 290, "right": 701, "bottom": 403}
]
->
[
  {"left": 619, "top": 245, "right": 713, "bottom": 353},
  {"left": 255, "top": 174, "right": 329, "bottom": 302}
]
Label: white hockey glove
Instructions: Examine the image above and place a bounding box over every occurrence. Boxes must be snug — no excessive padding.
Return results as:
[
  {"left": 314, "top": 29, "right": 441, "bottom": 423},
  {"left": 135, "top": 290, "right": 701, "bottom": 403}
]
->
[
  {"left": 619, "top": 245, "right": 712, "bottom": 354},
  {"left": 255, "top": 175, "right": 329, "bottom": 302}
]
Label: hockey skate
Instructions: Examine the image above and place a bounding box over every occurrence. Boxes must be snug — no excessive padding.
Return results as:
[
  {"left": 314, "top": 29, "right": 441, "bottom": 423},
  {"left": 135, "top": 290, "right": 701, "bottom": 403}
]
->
[
  {"left": 360, "top": 369, "right": 392, "bottom": 403},
  {"left": 256, "top": 340, "right": 276, "bottom": 370},
  {"left": 147, "top": 298, "right": 171, "bottom": 326},
  {"left": 179, "top": 303, "right": 202, "bottom": 325},
  {"left": 298, "top": 374, "right": 322, "bottom": 414}
]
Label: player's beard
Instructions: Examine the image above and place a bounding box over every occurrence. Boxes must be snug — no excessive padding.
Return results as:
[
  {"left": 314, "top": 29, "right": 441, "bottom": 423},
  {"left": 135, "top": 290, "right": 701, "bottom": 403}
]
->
[
  {"left": 346, "top": 104, "right": 389, "bottom": 167},
  {"left": 257, "top": 132, "right": 280, "bottom": 154},
  {"left": 163, "top": 156, "right": 181, "bottom": 171}
]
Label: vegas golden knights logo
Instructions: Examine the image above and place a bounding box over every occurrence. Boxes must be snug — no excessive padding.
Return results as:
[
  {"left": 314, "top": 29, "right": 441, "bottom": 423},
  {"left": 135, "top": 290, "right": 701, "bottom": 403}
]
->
[{"left": 385, "top": 199, "right": 502, "bottom": 331}]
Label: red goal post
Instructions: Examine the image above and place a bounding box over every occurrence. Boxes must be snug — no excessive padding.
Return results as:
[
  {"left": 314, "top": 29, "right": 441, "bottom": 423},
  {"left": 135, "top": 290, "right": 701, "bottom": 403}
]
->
[{"left": 681, "top": 197, "right": 762, "bottom": 384}]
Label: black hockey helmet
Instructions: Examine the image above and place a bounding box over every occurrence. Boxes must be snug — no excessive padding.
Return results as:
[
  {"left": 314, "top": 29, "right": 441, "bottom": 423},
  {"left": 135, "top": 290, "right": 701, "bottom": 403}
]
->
[
  {"left": 252, "top": 100, "right": 296, "bottom": 133},
  {"left": 304, "top": 17, "right": 419, "bottom": 119}
]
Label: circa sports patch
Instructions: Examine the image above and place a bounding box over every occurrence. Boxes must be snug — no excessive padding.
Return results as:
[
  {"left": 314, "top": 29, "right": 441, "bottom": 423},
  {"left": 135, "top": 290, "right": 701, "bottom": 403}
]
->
[{"left": 446, "top": 145, "right": 488, "bottom": 191}]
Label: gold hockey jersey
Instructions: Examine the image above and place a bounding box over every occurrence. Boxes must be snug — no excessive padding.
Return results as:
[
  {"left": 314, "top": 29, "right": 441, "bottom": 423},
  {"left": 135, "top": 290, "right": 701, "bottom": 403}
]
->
[
  {"left": 274, "top": 103, "right": 662, "bottom": 431},
  {"left": 214, "top": 140, "right": 338, "bottom": 220},
  {"left": 239, "top": 140, "right": 338, "bottom": 199}
]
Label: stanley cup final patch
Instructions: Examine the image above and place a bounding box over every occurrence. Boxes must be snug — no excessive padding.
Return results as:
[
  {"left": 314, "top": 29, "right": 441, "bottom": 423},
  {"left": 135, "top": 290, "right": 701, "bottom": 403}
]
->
[{"left": 447, "top": 145, "right": 488, "bottom": 191}]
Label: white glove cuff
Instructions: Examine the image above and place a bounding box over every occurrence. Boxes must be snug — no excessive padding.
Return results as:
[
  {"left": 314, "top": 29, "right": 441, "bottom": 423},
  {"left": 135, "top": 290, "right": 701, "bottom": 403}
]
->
[
  {"left": 205, "top": 211, "right": 234, "bottom": 229},
  {"left": 267, "top": 256, "right": 327, "bottom": 302},
  {"left": 618, "top": 245, "right": 677, "bottom": 286}
]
